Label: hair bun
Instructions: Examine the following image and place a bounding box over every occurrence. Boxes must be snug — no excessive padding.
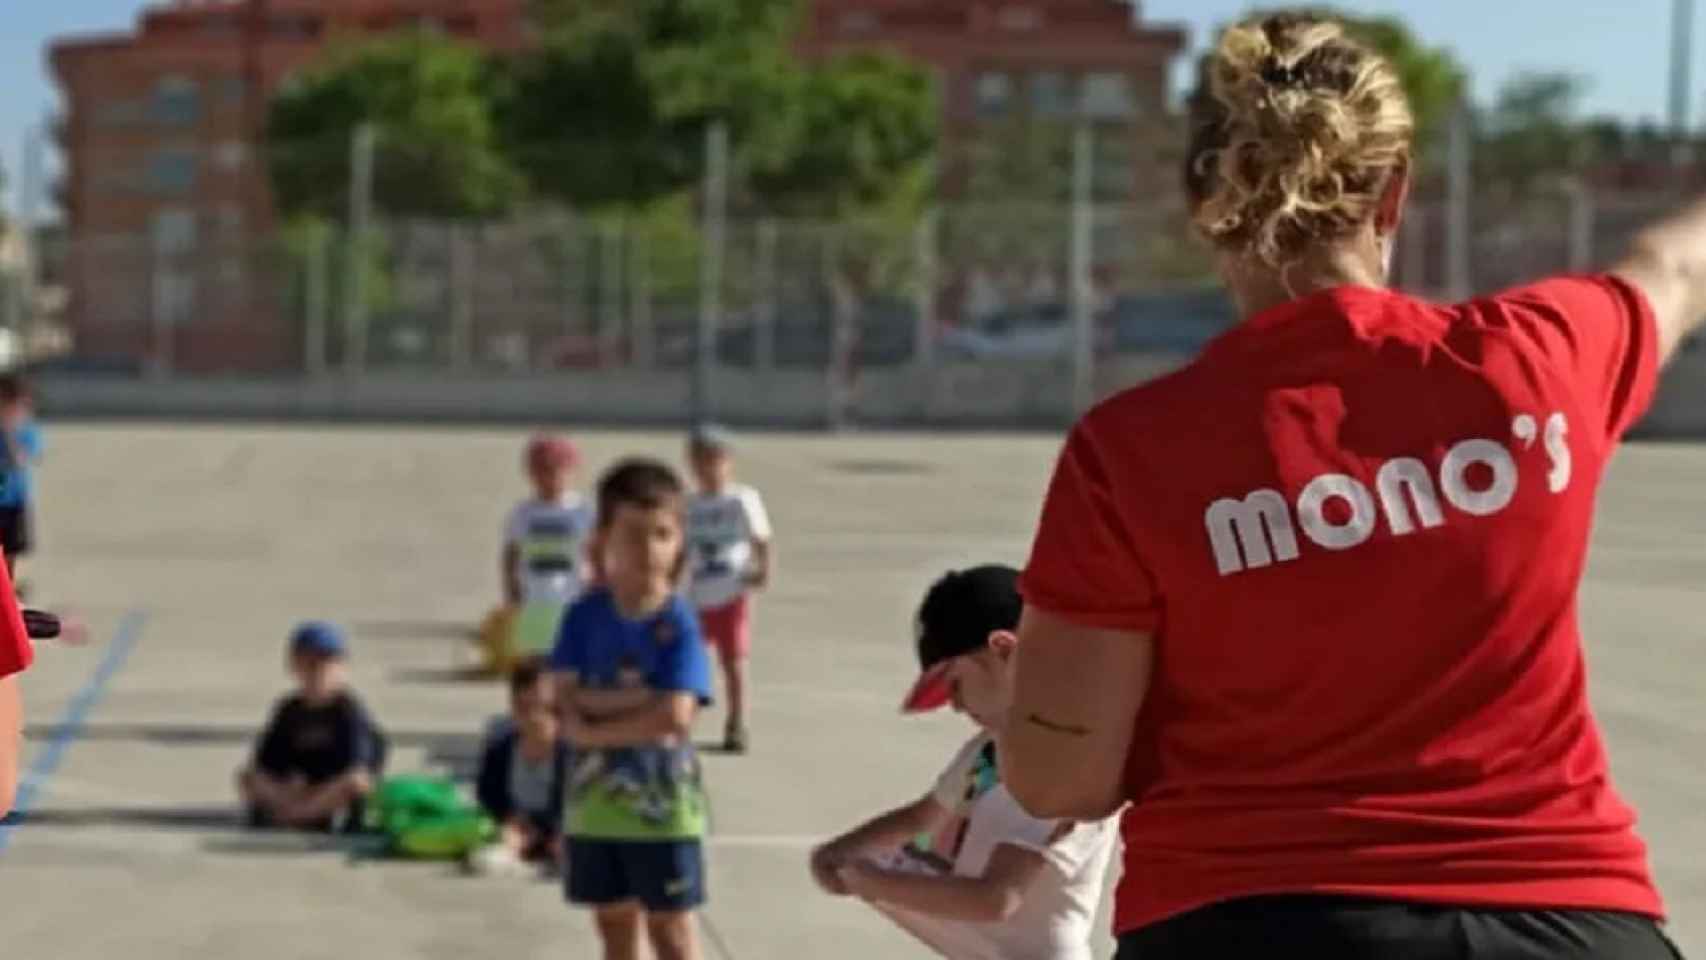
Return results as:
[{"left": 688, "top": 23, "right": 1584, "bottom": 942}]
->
[{"left": 1185, "top": 14, "right": 1414, "bottom": 264}]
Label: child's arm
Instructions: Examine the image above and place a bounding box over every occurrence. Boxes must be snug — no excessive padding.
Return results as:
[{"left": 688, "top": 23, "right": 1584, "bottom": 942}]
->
[
  {"left": 500, "top": 543, "right": 523, "bottom": 607},
  {"left": 561, "top": 691, "right": 696, "bottom": 749},
  {"left": 742, "top": 489, "right": 773, "bottom": 590},
  {"left": 818, "top": 794, "right": 948, "bottom": 862},
  {"left": 570, "top": 685, "right": 657, "bottom": 719},
  {"left": 839, "top": 843, "right": 1051, "bottom": 923},
  {"left": 0, "top": 676, "right": 19, "bottom": 817},
  {"left": 746, "top": 538, "right": 773, "bottom": 590},
  {"left": 811, "top": 794, "right": 949, "bottom": 894}
]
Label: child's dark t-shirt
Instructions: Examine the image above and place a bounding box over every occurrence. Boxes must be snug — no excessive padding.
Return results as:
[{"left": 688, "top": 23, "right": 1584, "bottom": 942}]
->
[{"left": 253, "top": 692, "right": 386, "bottom": 785}]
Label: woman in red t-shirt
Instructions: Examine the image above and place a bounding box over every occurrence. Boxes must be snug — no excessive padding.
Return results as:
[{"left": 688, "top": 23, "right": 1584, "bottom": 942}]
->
[
  {"left": 0, "top": 554, "right": 34, "bottom": 817},
  {"left": 1001, "top": 12, "right": 1699, "bottom": 959}
]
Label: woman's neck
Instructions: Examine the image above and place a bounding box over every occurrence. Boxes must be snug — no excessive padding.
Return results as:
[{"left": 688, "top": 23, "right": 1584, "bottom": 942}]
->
[{"left": 1230, "top": 245, "right": 1386, "bottom": 319}]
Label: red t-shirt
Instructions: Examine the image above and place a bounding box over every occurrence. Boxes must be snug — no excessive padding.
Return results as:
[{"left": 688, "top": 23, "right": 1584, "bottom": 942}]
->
[
  {"left": 1021, "top": 277, "right": 1665, "bottom": 933},
  {"left": 0, "top": 553, "right": 31, "bottom": 678}
]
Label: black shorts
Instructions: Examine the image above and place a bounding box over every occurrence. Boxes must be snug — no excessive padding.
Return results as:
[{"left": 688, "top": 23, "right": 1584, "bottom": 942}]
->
[
  {"left": 0, "top": 504, "right": 31, "bottom": 558},
  {"left": 566, "top": 838, "right": 705, "bottom": 913},
  {"left": 1115, "top": 896, "right": 1685, "bottom": 960}
]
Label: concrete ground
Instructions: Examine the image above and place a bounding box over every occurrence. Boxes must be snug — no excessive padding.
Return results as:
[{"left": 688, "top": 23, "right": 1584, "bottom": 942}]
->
[{"left": 0, "top": 424, "right": 1699, "bottom": 959}]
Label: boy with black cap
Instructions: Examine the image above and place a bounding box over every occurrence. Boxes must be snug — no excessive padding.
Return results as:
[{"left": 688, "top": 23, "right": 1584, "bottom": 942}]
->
[
  {"left": 809, "top": 565, "right": 1118, "bottom": 960},
  {"left": 238, "top": 621, "right": 388, "bottom": 831}
]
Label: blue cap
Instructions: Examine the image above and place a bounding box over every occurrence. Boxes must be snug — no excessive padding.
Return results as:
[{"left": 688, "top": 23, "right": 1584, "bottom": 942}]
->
[
  {"left": 289, "top": 621, "right": 348, "bottom": 658},
  {"left": 689, "top": 423, "right": 734, "bottom": 452}
]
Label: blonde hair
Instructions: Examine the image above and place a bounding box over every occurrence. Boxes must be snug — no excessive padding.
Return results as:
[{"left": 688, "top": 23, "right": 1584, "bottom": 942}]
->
[{"left": 1185, "top": 13, "right": 1414, "bottom": 265}]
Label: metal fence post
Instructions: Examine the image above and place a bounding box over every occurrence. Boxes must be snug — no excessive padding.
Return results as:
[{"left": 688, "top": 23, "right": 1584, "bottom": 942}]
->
[
  {"left": 304, "top": 225, "right": 329, "bottom": 376},
  {"left": 148, "top": 236, "right": 174, "bottom": 380},
  {"left": 694, "top": 122, "right": 730, "bottom": 423},
  {"left": 344, "top": 122, "right": 377, "bottom": 375},
  {"left": 450, "top": 223, "right": 475, "bottom": 371},
  {"left": 1445, "top": 104, "right": 1473, "bottom": 300},
  {"left": 1069, "top": 124, "right": 1096, "bottom": 417},
  {"left": 600, "top": 219, "right": 625, "bottom": 369},
  {"left": 755, "top": 219, "right": 778, "bottom": 375},
  {"left": 630, "top": 228, "right": 654, "bottom": 370},
  {"left": 1566, "top": 180, "right": 1595, "bottom": 271},
  {"left": 913, "top": 208, "right": 939, "bottom": 372}
]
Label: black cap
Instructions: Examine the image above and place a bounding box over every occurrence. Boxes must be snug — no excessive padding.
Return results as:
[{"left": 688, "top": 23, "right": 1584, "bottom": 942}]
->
[{"left": 901, "top": 565, "right": 1022, "bottom": 713}]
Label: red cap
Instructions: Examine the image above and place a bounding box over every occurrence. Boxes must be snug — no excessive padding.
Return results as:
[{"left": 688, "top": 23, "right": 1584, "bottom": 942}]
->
[
  {"left": 526, "top": 434, "right": 579, "bottom": 471},
  {"left": 900, "top": 660, "right": 954, "bottom": 714}
]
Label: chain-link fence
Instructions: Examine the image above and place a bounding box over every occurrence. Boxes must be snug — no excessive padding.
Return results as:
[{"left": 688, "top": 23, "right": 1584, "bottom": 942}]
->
[{"left": 26, "top": 132, "right": 1706, "bottom": 425}]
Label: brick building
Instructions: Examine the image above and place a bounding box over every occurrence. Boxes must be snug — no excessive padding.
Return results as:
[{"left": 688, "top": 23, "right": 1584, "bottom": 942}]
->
[
  {"left": 800, "top": 1, "right": 1186, "bottom": 203},
  {"left": 50, "top": 0, "right": 1188, "bottom": 373},
  {"left": 49, "top": 0, "right": 531, "bottom": 372}
]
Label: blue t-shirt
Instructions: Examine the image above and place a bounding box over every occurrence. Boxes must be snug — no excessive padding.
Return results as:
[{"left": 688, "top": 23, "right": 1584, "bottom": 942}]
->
[
  {"left": 0, "top": 421, "right": 42, "bottom": 508},
  {"left": 549, "top": 588, "right": 713, "bottom": 840}
]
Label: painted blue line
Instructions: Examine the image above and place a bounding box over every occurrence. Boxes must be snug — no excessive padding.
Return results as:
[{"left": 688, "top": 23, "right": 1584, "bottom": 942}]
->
[{"left": 0, "top": 610, "right": 148, "bottom": 853}]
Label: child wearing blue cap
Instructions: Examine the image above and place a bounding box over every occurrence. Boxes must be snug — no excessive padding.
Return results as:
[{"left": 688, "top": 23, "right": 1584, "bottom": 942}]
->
[{"left": 237, "top": 622, "right": 388, "bottom": 831}]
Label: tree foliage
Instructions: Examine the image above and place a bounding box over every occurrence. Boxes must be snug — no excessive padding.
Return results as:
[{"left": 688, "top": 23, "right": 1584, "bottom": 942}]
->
[{"left": 267, "top": 32, "right": 526, "bottom": 220}]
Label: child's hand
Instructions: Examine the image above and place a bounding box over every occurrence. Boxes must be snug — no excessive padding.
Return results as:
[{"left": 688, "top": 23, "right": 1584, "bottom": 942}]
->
[
  {"left": 744, "top": 567, "right": 769, "bottom": 591},
  {"left": 810, "top": 842, "right": 852, "bottom": 896},
  {"left": 559, "top": 709, "right": 596, "bottom": 748},
  {"left": 835, "top": 860, "right": 883, "bottom": 899}
]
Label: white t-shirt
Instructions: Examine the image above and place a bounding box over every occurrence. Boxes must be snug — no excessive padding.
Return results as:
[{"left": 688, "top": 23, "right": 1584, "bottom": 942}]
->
[
  {"left": 685, "top": 485, "right": 772, "bottom": 610},
  {"left": 868, "top": 734, "right": 1117, "bottom": 960},
  {"left": 503, "top": 495, "right": 595, "bottom": 606}
]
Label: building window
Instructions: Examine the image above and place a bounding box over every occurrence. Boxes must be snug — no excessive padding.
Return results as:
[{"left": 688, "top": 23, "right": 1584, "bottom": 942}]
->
[
  {"left": 217, "top": 208, "right": 245, "bottom": 234},
  {"left": 146, "top": 150, "right": 198, "bottom": 195},
  {"left": 1081, "top": 72, "right": 1138, "bottom": 120},
  {"left": 219, "top": 75, "right": 247, "bottom": 105},
  {"left": 151, "top": 210, "right": 198, "bottom": 253},
  {"left": 215, "top": 141, "right": 247, "bottom": 173},
  {"left": 154, "top": 271, "right": 197, "bottom": 327},
  {"left": 153, "top": 75, "right": 201, "bottom": 126},
  {"left": 1030, "top": 72, "right": 1074, "bottom": 118},
  {"left": 840, "top": 10, "right": 880, "bottom": 35},
  {"left": 975, "top": 72, "right": 1015, "bottom": 118}
]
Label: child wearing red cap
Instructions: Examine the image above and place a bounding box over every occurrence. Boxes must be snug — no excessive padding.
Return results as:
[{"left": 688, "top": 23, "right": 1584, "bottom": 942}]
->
[
  {"left": 497, "top": 434, "right": 595, "bottom": 665},
  {"left": 809, "top": 566, "right": 1118, "bottom": 960}
]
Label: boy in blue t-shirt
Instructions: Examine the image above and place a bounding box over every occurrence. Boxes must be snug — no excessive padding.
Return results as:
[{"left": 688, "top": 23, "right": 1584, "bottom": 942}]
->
[
  {"left": 551, "top": 458, "right": 713, "bottom": 960},
  {"left": 0, "top": 375, "right": 43, "bottom": 580}
]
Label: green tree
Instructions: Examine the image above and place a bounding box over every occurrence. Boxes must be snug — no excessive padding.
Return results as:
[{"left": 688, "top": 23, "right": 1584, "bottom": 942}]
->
[
  {"left": 266, "top": 32, "right": 525, "bottom": 220},
  {"left": 1475, "top": 72, "right": 1594, "bottom": 193}
]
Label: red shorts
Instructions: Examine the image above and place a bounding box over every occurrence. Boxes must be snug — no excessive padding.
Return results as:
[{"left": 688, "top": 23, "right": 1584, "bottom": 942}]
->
[{"left": 698, "top": 595, "right": 751, "bottom": 661}]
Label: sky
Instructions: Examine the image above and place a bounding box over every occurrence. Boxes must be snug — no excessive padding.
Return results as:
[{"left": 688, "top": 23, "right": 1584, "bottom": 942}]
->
[{"left": 0, "top": 0, "right": 1695, "bottom": 214}]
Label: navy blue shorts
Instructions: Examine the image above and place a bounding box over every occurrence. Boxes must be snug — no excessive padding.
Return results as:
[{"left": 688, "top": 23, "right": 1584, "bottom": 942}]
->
[{"left": 566, "top": 839, "right": 705, "bottom": 912}]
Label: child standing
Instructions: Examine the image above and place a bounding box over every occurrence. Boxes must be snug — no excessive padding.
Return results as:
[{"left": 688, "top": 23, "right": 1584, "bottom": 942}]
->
[
  {"left": 239, "top": 622, "right": 388, "bottom": 831},
  {"left": 501, "top": 434, "right": 595, "bottom": 663},
  {"left": 552, "top": 459, "right": 713, "bottom": 960},
  {"left": 809, "top": 566, "right": 1118, "bottom": 960},
  {"left": 683, "top": 425, "right": 772, "bottom": 754},
  {"left": 0, "top": 375, "right": 44, "bottom": 581},
  {"left": 472, "top": 656, "right": 570, "bottom": 876}
]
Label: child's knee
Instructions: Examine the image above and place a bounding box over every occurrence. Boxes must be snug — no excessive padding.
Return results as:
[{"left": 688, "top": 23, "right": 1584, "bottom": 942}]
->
[
  {"left": 645, "top": 912, "right": 698, "bottom": 959},
  {"left": 593, "top": 904, "right": 643, "bottom": 941}
]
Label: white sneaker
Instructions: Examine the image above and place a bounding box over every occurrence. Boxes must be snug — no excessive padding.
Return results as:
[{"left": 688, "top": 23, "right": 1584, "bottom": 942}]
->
[{"left": 466, "top": 844, "right": 532, "bottom": 879}]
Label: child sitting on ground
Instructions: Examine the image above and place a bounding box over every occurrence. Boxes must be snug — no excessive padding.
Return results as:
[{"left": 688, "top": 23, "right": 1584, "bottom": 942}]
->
[
  {"left": 809, "top": 566, "right": 1118, "bottom": 960},
  {"left": 471, "top": 656, "right": 570, "bottom": 876},
  {"left": 238, "top": 622, "right": 387, "bottom": 831}
]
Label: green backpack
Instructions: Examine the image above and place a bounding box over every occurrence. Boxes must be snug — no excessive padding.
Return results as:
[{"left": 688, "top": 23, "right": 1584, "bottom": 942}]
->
[{"left": 366, "top": 774, "right": 496, "bottom": 859}]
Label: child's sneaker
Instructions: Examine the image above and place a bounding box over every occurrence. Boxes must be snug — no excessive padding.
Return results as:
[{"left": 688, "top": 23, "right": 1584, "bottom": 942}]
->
[
  {"left": 465, "top": 844, "right": 533, "bottom": 879},
  {"left": 724, "top": 726, "right": 749, "bottom": 755}
]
